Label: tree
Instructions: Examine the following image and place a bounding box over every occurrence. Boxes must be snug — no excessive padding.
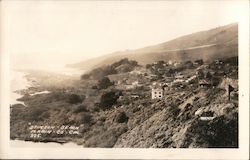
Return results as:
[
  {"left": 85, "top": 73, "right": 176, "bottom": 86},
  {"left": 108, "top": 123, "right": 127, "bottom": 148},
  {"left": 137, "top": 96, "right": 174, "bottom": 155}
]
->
[
  {"left": 167, "top": 68, "right": 175, "bottom": 77},
  {"left": 146, "top": 64, "right": 152, "bottom": 69},
  {"left": 111, "top": 58, "right": 129, "bottom": 68},
  {"left": 81, "top": 74, "right": 90, "bottom": 80},
  {"left": 67, "top": 94, "right": 82, "bottom": 104},
  {"left": 73, "top": 104, "right": 88, "bottom": 113},
  {"left": 205, "top": 71, "right": 212, "bottom": 79},
  {"left": 90, "top": 66, "right": 117, "bottom": 80},
  {"left": 115, "top": 112, "right": 129, "bottom": 123},
  {"left": 97, "top": 77, "right": 114, "bottom": 90},
  {"left": 80, "top": 113, "right": 93, "bottom": 124},
  {"left": 195, "top": 59, "right": 204, "bottom": 65},
  {"left": 99, "top": 91, "right": 119, "bottom": 110},
  {"left": 197, "top": 70, "right": 204, "bottom": 79},
  {"left": 184, "top": 61, "right": 194, "bottom": 69}
]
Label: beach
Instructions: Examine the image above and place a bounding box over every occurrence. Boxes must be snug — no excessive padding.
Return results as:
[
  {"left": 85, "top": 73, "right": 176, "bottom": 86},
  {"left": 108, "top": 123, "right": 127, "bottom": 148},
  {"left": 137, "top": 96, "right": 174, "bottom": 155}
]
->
[{"left": 10, "top": 65, "right": 84, "bottom": 148}]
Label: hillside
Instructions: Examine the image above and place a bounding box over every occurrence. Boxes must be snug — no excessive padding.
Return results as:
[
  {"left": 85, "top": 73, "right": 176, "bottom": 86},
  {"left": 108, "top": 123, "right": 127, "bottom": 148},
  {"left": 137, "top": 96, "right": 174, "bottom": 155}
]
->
[
  {"left": 68, "top": 23, "right": 238, "bottom": 70},
  {"left": 11, "top": 55, "right": 238, "bottom": 148}
]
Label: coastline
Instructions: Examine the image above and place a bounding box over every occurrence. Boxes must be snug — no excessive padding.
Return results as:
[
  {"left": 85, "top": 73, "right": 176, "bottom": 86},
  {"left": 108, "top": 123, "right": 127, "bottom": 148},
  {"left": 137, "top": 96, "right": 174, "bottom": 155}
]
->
[
  {"left": 10, "top": 68, "right": 84, "bottom": 147},
  {"left": 10, "top": 70, "right": 31, "bottom": 106}
]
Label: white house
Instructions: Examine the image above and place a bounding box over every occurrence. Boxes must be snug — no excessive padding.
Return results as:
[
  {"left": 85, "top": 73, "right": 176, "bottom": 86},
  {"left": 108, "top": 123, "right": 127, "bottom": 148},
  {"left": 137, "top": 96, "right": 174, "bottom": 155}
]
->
[
  {"left": 152, "top": 88, "right": 163, "bottom": 99},
  {"left": 151, "top": 83, "right": 164, "bottom": 99}
]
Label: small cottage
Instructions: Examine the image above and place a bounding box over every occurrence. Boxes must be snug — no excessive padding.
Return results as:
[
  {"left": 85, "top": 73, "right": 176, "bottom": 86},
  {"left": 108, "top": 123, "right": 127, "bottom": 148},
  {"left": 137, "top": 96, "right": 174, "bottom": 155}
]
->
[
  {"left": 152, "top": 88, "right": 163, "bottom": 99},
  {"left": 175, "top": 72, "right": 184, "bottom": 79},
  {"left": 151, "top": 83, "right": 164, "bottom": 99},
  {"left": 199, "top": 79, "right": 211, "bottom": 88}
]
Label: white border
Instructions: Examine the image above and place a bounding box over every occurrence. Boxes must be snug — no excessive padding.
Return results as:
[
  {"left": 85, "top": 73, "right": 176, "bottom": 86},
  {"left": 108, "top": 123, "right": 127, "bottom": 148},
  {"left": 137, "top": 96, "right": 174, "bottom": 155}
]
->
[{"left": 0, "top": 0, "right": 249, "bottom": 159}]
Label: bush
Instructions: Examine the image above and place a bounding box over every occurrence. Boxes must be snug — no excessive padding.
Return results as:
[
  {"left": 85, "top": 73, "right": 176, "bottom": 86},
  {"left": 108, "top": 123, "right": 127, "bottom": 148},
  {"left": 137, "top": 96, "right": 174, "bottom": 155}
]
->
[
  {"left": 191, "top": 115, "right": 238, "bottom": 147},
  {"left": 84, "top": 124, "right": 128, "bottom": 147},
  {"left": 111, "top": 58, "right": 138, "bottom": 69},
  {"left": 97, "top": 77, "right": 114, "bottom": 89},
  {"left": 67, "top": 94, "right": 82, "bottom": 104},
  {"left": 195, "top": 59, "right": 204, "bottom": 65},
  {"left": 197, "top": 70, "right": 204, "bottom": 79},
  {"left": 169, "top": 105, "right": 181, "bottom": 117},
  {"left": 146, "top": 64, "right": 152, "bottom": 69},
  {"left": 205, "top": 71, "right": 212, "bottom": 79},
  {"left": 24, "top": 105, "right": 49, "bottom": 122},
  {"left": 73, "top": 105, "right": 88, "bottom": 113},
  {"left": 81, "top": 74, "right": 91, "bottom": 80},
  {"left": 184, "top": 61, "right": 194, "bottom": 69},
  {"left": 92, "top": 85, "right": 98, "bottom": 89},
  {"left": 91, "top": 66, "right": 117, "bottom": 79},
  {"left": 99, "top": 91, "right": 119, "bottom": 110},
  {"left": 115, "top": 112, "right": 129, "bottom": 123},
  {"left": 81, "top": 113, "right": 93, "bottom": 124}
]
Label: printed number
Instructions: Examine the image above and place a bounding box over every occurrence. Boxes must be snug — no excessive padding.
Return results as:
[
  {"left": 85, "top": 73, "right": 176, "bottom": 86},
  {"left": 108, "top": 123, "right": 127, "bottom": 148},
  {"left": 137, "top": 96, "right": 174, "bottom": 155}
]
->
[{"left": 30, "top": 133, "right": 41, "bottom": 138}]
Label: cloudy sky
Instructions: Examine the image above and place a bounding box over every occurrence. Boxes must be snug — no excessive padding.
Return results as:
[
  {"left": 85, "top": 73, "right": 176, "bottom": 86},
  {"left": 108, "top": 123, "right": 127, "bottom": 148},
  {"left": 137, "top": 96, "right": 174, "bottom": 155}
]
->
[{"left": 1, "top": 0, "right": 245, "bottom": 68}]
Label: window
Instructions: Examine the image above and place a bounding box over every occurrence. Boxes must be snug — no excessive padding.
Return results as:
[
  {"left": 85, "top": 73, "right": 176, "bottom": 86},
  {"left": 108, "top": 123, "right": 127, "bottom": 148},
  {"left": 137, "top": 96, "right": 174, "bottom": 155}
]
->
[
  {"left": 159, "top": 92, "right": 161, "bottom": 94},
  {"left": 155, "top": 92, "right": 157, "bottom": 94},
  {"left": 159, "top": 96, "right": 161, "bottom": 98}
]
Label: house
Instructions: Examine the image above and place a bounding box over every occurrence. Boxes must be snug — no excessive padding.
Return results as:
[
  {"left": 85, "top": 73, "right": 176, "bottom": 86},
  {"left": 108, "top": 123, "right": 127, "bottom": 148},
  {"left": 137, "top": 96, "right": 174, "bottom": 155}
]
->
[
  {"left": 199, "top": 79, "right": 211, "bottom": 88},
  {"left": 125, "top": 85, "right": 135, "bottom": 90},
  {"left": 200, "top": 111, "right": 216, "bottom": 121},
  {"left": 175, "top": 72, "right": 184, "bottom": 79},
  {"left": 151, "top": 83, "right": 164, "bottom": 99},
  {"left": 185, "top": 75, "right": 197, "bottom": 83},
  {"left": 168, "top": 60, "right": 173, "bottom": 65},
  {"left": 215, "top": 59, "right": 223, "bottom": 65},
  {"left": 117, "top": 95, "right": 124, "bottom": 102},
  {"left": 152, "top": 88, "right": 163, "bottom": 99},
  {"left": 195, "top": 108, "right": 216, "bottom": 121}
]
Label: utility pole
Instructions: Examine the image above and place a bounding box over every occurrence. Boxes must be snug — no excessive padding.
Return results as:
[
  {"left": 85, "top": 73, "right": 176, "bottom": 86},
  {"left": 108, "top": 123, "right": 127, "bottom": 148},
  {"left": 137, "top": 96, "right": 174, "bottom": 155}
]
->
[{"left": 228, "top": 84, "right": 234, "bottom": 101}]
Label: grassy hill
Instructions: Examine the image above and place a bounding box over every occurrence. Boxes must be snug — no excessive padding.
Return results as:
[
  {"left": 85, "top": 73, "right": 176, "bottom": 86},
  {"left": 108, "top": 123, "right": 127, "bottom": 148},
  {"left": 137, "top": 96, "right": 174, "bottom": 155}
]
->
[{"left": 68, "top": 23, "right": 238, "bottom": 70}]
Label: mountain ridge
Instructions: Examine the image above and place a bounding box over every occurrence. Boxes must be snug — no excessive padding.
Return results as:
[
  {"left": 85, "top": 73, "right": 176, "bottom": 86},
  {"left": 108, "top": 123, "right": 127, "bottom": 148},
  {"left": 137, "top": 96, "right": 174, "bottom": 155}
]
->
[{"left": 67, "top": 22, "right": 238, "bottom": 70}]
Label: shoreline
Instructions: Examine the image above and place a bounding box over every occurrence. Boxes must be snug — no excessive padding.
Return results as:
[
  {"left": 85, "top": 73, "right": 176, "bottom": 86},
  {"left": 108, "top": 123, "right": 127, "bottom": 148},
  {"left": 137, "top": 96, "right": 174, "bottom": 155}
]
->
[{"left": 10, "top": 69, "right": 85, "bottom": 147}]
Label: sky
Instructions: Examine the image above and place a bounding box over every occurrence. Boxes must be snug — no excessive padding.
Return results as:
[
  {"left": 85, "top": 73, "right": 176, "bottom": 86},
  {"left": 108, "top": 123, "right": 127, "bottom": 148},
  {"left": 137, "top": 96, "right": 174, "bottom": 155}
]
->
[{"left": 1, "top": 0, "right": 244, "bottom": 68}]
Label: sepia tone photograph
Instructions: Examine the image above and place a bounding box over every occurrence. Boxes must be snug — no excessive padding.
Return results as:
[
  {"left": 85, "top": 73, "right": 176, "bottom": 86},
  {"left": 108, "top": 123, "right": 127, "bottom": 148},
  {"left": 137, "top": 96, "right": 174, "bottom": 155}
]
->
[{"left": 0, "top": 0, "right": 249, "bottom": 159}]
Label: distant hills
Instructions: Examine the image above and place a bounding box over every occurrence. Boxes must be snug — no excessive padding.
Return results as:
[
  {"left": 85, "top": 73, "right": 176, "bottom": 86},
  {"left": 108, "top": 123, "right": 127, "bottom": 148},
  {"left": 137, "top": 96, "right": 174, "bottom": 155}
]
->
[{"left": 68, "top": 23, "right": 238, "bottom": 70}]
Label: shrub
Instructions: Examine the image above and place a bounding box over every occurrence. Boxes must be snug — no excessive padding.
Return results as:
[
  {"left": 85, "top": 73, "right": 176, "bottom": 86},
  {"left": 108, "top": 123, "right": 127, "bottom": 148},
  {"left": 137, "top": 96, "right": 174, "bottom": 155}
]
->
[
  {"left": 99, "top": 91, "right": 119, "bottom": 110},
  {"left": 184, "top": 61, "right": 194, "bottom": 69},
  {"left": 97, "top": 77, "right": 114, "bottom": 89},
  {"left": 73, "top": 105, "right": 88, "bottom": 113},
  {"left": 81, "top": 74, "right": 90, "bottom": 80},
  {"left": 81, "top": 113, "right": 93, "bottom": 124},
  {"left": 205, "top": 71, "right": 212, "bottom": 79},
  {"left": 169, "top": 105, "right": 181, "bottom": 117},
  {"left": 211, "top": 77, "right": 221, "bottom": 86},
  {"left": 111, "top": 58, "right": 138, "bottom": 69},
  {"left": 67, "top": 94, "right": 82, "bottom": 104},
  {"left": 146, "top": 64, "right": 152, "bottom": 69},
  {"left": 115, "top": 112, "right": 129, "bottom": 123},
  {"left": 195, "top": 59, "right": 204, "bottom": 65},
  {"left": 84, "top": 124, "right": 128, "bottom": 147},
  {"left": 90, "top": 66, "right": 117, "bottom": 79},
  {"left": 191, "top": 115, "right": 238, "bottom": 147},
  {"left": 197, "top": 70, "right": 204, "bottom": 79},
  {"left": 25, "top": 106, "right": 48, "bottom": 122},
  {"left": 92, "top": 85, "right": 98, "bottom": 89}
]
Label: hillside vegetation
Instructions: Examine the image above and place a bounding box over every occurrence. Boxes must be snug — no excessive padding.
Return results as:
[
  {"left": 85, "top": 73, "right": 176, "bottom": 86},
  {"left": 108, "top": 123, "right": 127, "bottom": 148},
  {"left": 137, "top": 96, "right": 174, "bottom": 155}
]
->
[{"left": 11, "top": 55, "right": 238, "bottom": 148}]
